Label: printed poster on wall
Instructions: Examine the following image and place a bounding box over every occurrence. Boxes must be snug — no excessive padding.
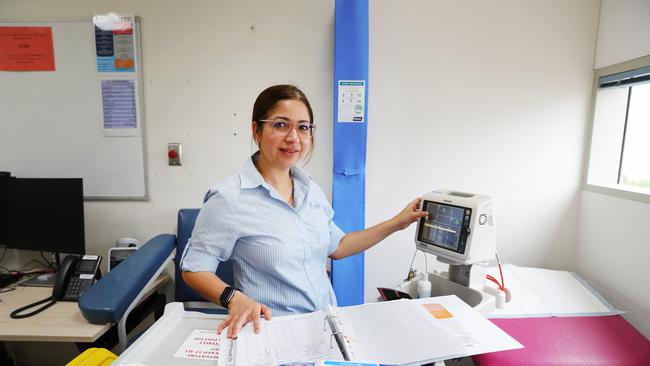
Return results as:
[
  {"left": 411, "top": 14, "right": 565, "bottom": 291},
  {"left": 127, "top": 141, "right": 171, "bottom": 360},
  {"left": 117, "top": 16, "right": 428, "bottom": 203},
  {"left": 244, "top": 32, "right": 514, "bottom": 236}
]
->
[
  {"left": 0, "top": 26, "right": 55, "bottom": 71},
  {"left": 93, "top": 13, "right": 141, "bottom": 137},
  {"left": 337, "top": 80, "right": 366, "bottom": 123},
  {"left": 93, "top": 14, "right": 136, "bottom": 73},
  {"left": 100, "top": 78, "right": 140, "bottom": 136}
]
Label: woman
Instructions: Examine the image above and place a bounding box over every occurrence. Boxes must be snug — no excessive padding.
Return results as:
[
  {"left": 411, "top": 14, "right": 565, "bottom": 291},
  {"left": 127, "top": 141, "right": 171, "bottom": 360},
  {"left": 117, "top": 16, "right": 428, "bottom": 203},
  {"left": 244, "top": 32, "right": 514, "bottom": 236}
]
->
[{"left": 181, "top": 84, "right": 427, "bottom": 339}]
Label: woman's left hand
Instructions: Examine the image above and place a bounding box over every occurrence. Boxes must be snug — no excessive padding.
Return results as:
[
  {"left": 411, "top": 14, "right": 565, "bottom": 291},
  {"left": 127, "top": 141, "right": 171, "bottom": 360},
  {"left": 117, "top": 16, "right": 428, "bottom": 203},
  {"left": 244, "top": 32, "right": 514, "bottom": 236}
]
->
[{"left": 391, "top": 197, "right": 429, "bottom": 231}]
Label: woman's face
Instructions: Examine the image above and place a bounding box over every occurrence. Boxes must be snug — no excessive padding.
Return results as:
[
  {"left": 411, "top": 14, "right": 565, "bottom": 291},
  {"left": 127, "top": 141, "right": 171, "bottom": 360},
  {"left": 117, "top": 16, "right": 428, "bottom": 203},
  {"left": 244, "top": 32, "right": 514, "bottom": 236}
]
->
[{"left": 254, "top": 99, "right": 312, "bottom": 171}]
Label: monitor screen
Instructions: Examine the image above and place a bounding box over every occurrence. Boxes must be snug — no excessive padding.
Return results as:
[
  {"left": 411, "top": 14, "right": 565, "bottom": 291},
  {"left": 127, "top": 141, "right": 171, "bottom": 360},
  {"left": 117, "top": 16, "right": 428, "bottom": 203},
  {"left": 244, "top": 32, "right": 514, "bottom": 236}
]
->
[
  {"left": 0, "top": 178, "right": 85, "bottom": 254},
  {"left": 416, "top": 200, "right": 472, "bottom": 255}
]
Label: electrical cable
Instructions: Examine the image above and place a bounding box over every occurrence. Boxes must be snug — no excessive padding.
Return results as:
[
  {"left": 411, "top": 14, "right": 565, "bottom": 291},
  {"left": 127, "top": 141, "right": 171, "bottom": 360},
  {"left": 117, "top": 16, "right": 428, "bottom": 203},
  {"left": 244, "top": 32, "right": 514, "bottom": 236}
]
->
[
  {"left": 39, "top": 251, "right": 55, "bottom": 268},
  {"left": 18, "top": 259, "right": 49, "bottom": 272},
  {"left": 405, "top": 247, "right": 418, "bottom": 281},
  {"left": 4, "top": 259, "right": 57, "bottom": 281},
  {"left": 0, "top": 246, "right": 7, "bottom": 265},
  {"left": 408, "top": 247, "right": 417, "bottom": 268}
]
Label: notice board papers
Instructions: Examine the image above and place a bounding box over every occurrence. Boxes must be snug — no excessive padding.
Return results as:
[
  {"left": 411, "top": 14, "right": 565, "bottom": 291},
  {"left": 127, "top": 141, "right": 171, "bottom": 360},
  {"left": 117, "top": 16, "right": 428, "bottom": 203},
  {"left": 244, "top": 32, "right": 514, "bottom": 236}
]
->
[{"left": 0, "top": 26, "right": 55, "bottom": 71}]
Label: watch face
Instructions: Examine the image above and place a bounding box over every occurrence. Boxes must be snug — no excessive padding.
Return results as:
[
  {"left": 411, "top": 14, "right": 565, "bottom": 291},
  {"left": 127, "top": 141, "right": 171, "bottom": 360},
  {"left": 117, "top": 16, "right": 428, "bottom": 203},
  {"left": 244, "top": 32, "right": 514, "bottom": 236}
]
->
[{"left": 220, "top": 287, "right": 236, "bottom": 307}]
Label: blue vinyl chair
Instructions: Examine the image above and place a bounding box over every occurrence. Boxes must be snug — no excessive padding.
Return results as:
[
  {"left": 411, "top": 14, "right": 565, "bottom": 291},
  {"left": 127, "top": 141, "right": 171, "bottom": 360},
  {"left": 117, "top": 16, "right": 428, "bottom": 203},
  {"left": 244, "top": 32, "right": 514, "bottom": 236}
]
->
[
  {"left": 79, "top": 234, "right": 175, "bottom": 352},
  {"left": 78, "top": 209, "right": 234, "bottom": 353},
  {"left": 175, "top": 208, "right": 234, "bottom": 312}
]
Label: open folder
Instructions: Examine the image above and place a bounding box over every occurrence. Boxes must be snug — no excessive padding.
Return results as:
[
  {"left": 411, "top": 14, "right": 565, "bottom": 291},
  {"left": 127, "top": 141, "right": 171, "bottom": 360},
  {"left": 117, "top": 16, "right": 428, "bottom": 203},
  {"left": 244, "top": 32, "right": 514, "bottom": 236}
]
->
[{"left": 231, "top": 295, "right": 523, "bottom": 366}]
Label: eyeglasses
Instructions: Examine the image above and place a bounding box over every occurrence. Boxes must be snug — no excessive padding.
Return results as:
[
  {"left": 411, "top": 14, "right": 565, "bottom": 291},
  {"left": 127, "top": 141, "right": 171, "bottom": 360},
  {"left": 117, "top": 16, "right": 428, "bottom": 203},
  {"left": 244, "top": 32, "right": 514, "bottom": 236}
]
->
[{"left": 259, "top": 118, "right": 316, "bottom": 140}]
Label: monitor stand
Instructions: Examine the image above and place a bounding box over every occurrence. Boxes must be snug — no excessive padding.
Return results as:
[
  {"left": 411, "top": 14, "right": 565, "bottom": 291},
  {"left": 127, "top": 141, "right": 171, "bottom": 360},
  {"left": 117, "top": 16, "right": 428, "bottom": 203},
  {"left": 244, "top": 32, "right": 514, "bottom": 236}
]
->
[{"left": 19, "top": 272, "right": 56, "bottom": 287}]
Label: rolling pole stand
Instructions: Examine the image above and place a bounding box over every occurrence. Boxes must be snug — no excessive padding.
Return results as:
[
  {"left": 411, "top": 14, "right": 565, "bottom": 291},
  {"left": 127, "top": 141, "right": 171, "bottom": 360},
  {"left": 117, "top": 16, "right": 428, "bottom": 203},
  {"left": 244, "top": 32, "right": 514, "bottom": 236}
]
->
[{"left": 448, "top": 263, "right": 487, "bottom": 290}]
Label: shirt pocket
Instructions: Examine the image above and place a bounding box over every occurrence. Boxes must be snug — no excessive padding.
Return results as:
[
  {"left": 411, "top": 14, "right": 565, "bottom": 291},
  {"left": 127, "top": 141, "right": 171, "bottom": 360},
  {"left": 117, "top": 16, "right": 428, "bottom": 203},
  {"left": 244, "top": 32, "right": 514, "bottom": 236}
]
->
[{"left": 305, "top": 201, "right": 331, "bottom": 246}]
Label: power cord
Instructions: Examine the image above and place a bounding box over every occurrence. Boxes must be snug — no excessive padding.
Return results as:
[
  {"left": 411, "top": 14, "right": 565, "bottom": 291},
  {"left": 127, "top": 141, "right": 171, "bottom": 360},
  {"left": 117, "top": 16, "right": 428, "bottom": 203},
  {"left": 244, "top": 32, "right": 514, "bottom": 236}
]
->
[
  {"left": 0, "top": 246, "right": 7, "bottom": 266},
  {"left": 18, "top": 259, "right": 51, "bottom": 273},
  {"left": 405, "top": 247, "right": 418, "bottom": 281},
  {"left": 40, "top": 251, "right": 55, "bottom": 268},
  {"left": 406, "top": 248, "right": 430, "bottom": 282}
]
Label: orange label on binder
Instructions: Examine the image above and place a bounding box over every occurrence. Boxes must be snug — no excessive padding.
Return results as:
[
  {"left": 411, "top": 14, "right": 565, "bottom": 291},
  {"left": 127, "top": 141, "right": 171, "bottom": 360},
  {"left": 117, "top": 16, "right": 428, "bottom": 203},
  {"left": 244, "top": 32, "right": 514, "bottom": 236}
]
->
[{"left": 423, "top": 303, "right": 453, "bottom": 319}]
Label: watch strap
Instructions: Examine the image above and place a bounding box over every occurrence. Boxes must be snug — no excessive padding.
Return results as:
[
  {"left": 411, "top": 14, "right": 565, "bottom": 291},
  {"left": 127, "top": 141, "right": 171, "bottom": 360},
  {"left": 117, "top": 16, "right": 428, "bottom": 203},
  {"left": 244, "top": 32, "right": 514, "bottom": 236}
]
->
[{"left": 219, "top": 286, "right": 238, "bottom": 308}]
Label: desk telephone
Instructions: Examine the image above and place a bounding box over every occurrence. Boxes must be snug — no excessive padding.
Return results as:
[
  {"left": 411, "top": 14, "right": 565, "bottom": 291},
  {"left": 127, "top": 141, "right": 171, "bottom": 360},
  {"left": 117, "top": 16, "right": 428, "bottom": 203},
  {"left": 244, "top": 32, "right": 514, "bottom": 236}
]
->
[
  {"left": 10, "top": 255, "right": 102, "bottom": 319},
  {"left": 54, "top": 255, "right": 102, "bottom": 301}
]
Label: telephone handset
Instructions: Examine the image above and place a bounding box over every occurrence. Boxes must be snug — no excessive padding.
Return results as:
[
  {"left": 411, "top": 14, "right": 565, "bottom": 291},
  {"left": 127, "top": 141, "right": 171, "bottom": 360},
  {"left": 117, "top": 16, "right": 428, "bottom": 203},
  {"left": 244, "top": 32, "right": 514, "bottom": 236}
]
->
[
  {"left": 53, "top": 255, "right": 102, "bottom": 301},
  {"left": 10, "top": 255, "right": 102, "bottom": 319}
]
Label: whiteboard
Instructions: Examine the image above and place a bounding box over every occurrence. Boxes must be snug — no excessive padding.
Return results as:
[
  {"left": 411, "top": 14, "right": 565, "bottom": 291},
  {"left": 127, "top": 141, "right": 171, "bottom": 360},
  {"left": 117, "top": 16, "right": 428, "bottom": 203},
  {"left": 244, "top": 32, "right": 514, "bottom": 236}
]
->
[{"left": 0, "top": 19, "right": 147, "bottom": 200}]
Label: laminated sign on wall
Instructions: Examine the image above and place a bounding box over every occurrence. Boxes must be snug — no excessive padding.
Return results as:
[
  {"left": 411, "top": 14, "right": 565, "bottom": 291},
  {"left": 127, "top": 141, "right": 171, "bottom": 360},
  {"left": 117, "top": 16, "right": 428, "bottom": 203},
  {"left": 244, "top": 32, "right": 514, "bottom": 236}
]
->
[
  {"left": 93, "top": 14, "right": 141, "bottom": 137},
  {"left": 337, "top": 80, "right": 366, "bottom": 123},
  {"left": 93, "top": 14, "right": 136, "bottom": 73}
]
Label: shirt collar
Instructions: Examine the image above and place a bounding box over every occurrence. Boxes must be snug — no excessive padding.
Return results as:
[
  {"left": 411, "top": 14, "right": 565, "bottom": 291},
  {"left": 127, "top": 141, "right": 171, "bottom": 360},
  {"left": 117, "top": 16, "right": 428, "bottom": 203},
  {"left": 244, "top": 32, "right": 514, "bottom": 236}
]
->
[
  {"left": 239, "top": 153, "right": 266, "bottom": 189},
  {"left": 239, "top": 152, "right": 312, "bottom": 203}
]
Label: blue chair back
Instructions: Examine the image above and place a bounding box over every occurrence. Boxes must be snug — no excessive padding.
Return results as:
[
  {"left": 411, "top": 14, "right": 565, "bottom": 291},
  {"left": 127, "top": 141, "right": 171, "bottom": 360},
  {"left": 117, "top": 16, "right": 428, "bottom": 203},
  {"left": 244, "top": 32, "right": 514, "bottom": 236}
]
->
[{"left": 175, "top": 208, "right": 234, "bottom": 302}]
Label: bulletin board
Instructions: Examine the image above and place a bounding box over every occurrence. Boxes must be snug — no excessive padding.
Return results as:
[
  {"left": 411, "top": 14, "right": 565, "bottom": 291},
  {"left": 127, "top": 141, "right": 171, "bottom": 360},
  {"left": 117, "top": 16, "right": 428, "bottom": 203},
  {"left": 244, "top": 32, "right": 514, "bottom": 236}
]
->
[{"left": 0, "top": 17, "right": 147, "bottom": 200}]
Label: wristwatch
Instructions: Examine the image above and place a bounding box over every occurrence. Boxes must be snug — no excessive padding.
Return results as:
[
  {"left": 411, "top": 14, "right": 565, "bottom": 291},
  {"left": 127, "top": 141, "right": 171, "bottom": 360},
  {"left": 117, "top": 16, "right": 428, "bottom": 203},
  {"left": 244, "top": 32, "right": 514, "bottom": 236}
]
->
[{"left": 219, "top": 286, "right": 238, "bottom": 308}]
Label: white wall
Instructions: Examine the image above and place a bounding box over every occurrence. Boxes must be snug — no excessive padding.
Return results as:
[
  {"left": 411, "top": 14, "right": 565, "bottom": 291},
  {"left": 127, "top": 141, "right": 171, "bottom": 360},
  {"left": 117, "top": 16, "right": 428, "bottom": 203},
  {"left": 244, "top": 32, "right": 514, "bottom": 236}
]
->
[
  {"left": 594, "top": 0, "right": 650, "bottom": 68},
  {"left": 366, "top": 0, "right": 599, "bottom": 299},
  {"left": 2, "top": 0, "right": 603, "bottom": 321},
  {"left": 577, "top": 0, "right": 650, "bottom": 338},
  {"left": 578, "top": 192, "right": 650, "bottom": 337},
  {"left": 0, "top": 0, "right": 335, "bottom": 267}
]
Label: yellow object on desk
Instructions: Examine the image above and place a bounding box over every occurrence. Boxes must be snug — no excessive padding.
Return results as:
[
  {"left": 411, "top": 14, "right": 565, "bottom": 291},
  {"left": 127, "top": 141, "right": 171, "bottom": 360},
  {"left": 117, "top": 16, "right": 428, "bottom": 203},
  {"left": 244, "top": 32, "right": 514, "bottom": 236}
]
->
[{"left": 66, "top": 348, "right": 117, "bottom": 366}]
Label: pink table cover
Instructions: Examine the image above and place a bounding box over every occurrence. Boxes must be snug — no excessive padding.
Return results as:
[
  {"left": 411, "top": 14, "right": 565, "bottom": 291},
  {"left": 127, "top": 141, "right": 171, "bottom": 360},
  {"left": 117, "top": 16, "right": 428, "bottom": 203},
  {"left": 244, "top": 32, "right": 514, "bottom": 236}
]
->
[{"left": 473, "top": 315, "right": 650, "bottom": 366}]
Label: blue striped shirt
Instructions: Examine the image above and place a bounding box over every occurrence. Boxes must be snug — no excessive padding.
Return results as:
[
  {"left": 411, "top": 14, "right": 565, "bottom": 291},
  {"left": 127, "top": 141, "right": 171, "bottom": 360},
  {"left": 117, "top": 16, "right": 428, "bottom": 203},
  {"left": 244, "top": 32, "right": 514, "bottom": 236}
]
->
[{"left": 180, "top": 154, "right": 346, "bottom": 316}]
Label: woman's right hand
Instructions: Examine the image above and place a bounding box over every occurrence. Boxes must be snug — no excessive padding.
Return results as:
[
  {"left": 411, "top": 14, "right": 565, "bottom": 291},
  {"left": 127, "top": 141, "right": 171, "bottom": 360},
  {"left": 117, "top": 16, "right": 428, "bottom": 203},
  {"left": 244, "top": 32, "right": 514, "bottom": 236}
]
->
[{"left": 216, "top": 291, "right": 272, "bottom": 339}]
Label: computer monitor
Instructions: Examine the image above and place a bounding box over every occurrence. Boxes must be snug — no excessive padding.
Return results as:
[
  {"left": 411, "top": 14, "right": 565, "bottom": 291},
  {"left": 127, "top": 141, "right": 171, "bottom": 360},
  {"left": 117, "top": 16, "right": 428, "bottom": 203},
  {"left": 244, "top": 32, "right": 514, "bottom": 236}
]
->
[
  {"left": 0, "top": 178, "right": 85, "bottom": 255},
  {"left": 415, "top": 190, "right": 495, "bottom": 265}
]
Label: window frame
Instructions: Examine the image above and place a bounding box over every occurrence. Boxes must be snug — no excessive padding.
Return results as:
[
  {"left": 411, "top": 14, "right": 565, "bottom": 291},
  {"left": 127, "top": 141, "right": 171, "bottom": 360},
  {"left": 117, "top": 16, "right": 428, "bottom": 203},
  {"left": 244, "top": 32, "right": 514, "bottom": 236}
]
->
[{"left": 583, "top": 55, "right": 650, "bottom": 204}]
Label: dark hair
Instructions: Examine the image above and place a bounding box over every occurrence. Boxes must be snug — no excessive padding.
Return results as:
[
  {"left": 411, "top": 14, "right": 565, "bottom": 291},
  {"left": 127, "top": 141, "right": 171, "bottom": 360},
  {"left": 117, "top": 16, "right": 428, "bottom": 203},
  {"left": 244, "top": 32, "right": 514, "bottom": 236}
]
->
[{"left": 252, "top": 84, "right": 314, "bottom": 162}]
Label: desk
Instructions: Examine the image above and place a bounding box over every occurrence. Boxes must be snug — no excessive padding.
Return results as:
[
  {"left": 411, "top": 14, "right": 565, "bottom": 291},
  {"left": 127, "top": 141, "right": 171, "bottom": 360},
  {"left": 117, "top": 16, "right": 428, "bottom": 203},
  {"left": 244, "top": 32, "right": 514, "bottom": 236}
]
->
[{"left": 0, "top": 274, "right": 169, "bottom": 343}]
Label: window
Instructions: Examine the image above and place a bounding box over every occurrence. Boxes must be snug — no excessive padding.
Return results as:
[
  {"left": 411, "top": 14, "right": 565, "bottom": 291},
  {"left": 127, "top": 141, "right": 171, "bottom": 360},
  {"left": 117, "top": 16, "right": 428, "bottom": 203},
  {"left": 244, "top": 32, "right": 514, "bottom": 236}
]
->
[
  {"left": 619, "top": 83, "right": 650, "bottom": 189},
  {"left": 586, "top": 57, "right": 650, "bottom": 202}
]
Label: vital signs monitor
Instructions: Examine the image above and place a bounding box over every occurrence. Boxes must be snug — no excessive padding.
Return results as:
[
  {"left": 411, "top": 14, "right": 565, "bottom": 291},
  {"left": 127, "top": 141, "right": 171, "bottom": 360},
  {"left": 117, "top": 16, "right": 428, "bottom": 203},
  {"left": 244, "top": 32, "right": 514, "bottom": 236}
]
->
[{"left": 415, "top": 190, "right": 495, "bottom": 265}]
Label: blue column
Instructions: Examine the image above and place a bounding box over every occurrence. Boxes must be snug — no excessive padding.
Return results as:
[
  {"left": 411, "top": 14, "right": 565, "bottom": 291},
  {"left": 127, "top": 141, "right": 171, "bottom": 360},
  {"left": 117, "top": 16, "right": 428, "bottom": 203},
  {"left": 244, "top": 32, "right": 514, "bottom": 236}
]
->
[{"left": 331, "top": 0, "right": 369, "bottom": 306}]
